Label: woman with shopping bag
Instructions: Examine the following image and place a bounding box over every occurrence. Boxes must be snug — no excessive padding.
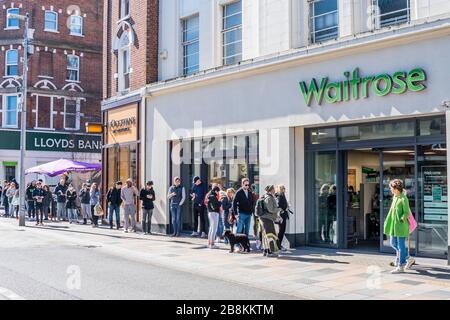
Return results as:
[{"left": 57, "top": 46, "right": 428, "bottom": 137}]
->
[{"left": 384, "top": 179, "right": 412, "bottom": 274}]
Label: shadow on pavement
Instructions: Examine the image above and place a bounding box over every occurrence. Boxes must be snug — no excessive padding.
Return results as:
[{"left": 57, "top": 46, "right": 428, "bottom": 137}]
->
[
  {"left": 277, "top": 255, "right": 350, "bottom": 264},
  {"left": 407, "top": 265, "right": 450, "bottom": 280},
  {"left": 26, "top": 225, "right": 200, "bottom": 246}
]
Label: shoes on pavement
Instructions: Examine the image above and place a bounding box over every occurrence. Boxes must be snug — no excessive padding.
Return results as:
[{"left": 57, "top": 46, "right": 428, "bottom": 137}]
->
[
  {"left": 255, "top": 240, "right": 261, "bottom": 250},
  {"left": 191, "top": 231, "right": 199, "bottom": 237},
  {"left": 200, "top": 232, "right": 207, "bottom": 239},
  {"left": 211, "top": 245, "right": 220, "bottom": 249},
  {"left": 390, "top": 266, "right": 405, "bottom": 274},
  {"left": 280, "top": 246, "right": 288, "bottom": 252},
  {"left": 406, "top": 257, "right": 415, "bottom": 270},
  {"left": 124, "top": 229, "right": 129, "bottom": 233}
]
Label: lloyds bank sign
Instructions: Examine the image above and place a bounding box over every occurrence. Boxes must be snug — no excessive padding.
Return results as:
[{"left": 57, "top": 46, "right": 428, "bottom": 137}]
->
[{"left": 299, "top": 68, "right": 427, "bottom": 106}]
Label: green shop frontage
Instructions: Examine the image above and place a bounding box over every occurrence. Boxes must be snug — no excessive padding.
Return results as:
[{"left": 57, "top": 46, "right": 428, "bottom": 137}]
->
[
  {"left": 305, "top": 116, "right": 448, "bottom": 259},
  {"left": 0, "top": 130, "right": 101, "bottom": 184}
]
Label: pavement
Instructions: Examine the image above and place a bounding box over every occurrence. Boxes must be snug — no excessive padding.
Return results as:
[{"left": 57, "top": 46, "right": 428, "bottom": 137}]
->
[{"left": 1, "top": 215, "right": 450, "bottom": 300}]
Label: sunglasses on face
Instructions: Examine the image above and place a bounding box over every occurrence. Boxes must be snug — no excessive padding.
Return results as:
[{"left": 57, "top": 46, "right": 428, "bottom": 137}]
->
[{"left": 244, "top": 184, "right": 250, "bottom": 187}]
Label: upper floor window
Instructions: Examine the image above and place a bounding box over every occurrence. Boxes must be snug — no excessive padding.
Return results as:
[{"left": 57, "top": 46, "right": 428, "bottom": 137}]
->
[
  {"left": 5, "top": 49, "right": 19, "bottom": 77},
  {"left": 70, "top": 15, "right": 83, "bottom": 36},
  {"left": 120, "top": 0, "right": 130, "bottom": 19},
  {"left": 182, "top": 15, "right": 199, "bottom": 75},
  {"left": 44, "top": 11, "right": 58, "bottom": 32},
  {"left": 377, "top": 0, "right": 410, "bottom": 28},
  {"left": 67, "top": 55, "right": 80, "bottom": 82},
  {"left": 222, "top": 1, "right": 242, "bottom": 66},
  {"left": 310, "top": 0, "right": 338, "bottom": 43},
  {"left": 3, "top": 95, "right": 18, "bottom": 128},
  {"left": 64, "top": 99, "right": 80, "bottom": 130},
  {"left": 118, "top": 31, "right": 131, "bottom": 92},
  {"left": 6, "top": 8, "right": 20, "bottom": 29}
]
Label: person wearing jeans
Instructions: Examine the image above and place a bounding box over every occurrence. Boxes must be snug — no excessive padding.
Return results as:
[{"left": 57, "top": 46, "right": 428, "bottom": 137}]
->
[
  {"left": 190, "top": 176, "right": 208, "bottom": 238},
  {"left": 207, "top": 186, "right": 221, "bottom": 249},
  {"left": 384, "top": 179, "right": 410, "bottom": 273},
  {"left": 55, "top": 179, "right": 68, "bottom": 221},
  {"left": 233, "top": 178, "right": 255, "bottom": 238},
  {"left": 140, "top": 181, "right": 156, "bottom": 235},
  {"left": 79, "top": 183, "right": 91, "bottom": 225},
  {"left": 66, "top": 184, "right": 78, "bottom": 224},
  {"left": 121, "top": 179, "right": 139, "bottom": 233},
  {"left": 33, "top": 181, "right": 46, "bottom": 226},
  {"left": 26, "top": 181, "right": 36, "bottom": 220},
  {"left": 167, "top": 177, "right": 186, "bottom": 237},
  {"left": 107, "top": 181, "right": 123, "bottom": 229},
  {"left": 90, "top": 183, "right": 100, "bottom": 227}
]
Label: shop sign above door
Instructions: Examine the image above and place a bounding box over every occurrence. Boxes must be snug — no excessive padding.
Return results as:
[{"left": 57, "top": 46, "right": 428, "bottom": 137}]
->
[
  {"left": 299, "top": 68, "right": 427, "bottom": 106},
  {"left": 0, "top": 131, "right": 101, "bottom": 153},
  {"left": 106, "top": 104, "right": 138, "bottom": 145}
]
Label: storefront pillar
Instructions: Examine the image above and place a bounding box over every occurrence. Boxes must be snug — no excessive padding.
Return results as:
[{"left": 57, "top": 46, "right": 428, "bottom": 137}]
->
[
  {"left": 446, "top": 109, "right": 450, "bottom": 265},
  {"left": 259, "top": 127, "right": 304, "bottom": 247}
]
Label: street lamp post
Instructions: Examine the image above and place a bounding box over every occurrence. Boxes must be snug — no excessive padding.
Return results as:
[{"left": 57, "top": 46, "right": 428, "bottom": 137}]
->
[{"left": 8, "top": 12, "right": 30, "bottom": 227}]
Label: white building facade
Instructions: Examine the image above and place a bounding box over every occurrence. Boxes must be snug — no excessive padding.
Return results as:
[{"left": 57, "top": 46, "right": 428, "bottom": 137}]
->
[{"left": 138, "top": 0, "right": 450, "bottom": 262}]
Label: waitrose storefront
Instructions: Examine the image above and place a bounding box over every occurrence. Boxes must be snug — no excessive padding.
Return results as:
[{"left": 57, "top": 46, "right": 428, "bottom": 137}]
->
[{"left": 144, "top": 26, "right": 450, "bottom": 261}]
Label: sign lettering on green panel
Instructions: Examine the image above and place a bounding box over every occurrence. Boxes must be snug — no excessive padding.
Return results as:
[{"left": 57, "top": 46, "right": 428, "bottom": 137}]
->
[{"left": 0, "top": 131, "right": 102, "bottom": 153}]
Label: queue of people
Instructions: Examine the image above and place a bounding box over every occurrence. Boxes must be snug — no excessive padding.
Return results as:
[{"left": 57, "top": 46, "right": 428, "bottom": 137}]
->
[{"left": 166, "top": 176, "right": 292, "bottom": 256}]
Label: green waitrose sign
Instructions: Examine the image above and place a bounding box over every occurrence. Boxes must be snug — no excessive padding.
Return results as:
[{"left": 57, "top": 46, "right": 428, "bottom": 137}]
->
[
  {"left": 299, "top": 68, "right": 427, "bottom": 106},
  {"left": 0, "top": 131, "right": 101, "bottom": 153}
]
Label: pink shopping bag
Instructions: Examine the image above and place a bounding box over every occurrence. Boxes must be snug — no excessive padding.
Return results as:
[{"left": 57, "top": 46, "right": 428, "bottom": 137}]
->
[{"left": 408, "top": 209, "right": 417, "bottom": 234}]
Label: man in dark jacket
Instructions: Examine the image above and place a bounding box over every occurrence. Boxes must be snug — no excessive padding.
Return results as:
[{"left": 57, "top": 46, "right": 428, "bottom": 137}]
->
[
  {"left": 54, "top": 179, "right": 68, "bottom": 221},
  {"left": 107, "top": 181, "right": 123, "bottom": 229},
  {"left": 32, "top": 181, "right": 46, "bottom": 225},
  {"left": 190, "top": 176, "right": 208, "bottom": 238},
  {"left": 26, "top": 181, "right": 36, "bottom": 220},
  {"left": 232, "top": 178, "right": 255, "bottom": 238},
  {"left": 140, "top": 181, "right": 156, "bottom": 235}
]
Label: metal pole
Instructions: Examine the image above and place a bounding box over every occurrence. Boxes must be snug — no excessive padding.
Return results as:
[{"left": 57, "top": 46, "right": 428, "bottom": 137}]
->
[{"left": 18, "top": 14, "right": 29, "bottom": 227}]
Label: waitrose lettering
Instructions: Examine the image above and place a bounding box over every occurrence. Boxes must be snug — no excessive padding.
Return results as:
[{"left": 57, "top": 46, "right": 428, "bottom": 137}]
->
[{"left": 299, "top": 68, "right": 427, "bottom": 106}]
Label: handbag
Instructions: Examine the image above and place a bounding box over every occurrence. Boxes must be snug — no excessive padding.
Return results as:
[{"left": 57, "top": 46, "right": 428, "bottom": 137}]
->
[
  {"left": 228, "top": 212, "right": 236, "bottom": 225},
  {"left": 94, "top": 203, "right": 104, "bottom": 216},
  {"left": 408, "top": 209, "right": 417, "bottom": 234}
]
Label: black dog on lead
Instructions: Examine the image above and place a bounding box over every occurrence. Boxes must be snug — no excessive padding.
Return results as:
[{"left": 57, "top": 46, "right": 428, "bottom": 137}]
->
[{"left": 224, "top": 230, "right": 251, "bottom": 253}]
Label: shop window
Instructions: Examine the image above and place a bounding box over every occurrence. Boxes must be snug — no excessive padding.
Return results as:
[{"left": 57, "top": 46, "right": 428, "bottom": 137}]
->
[
  {"left": 5, "top": 165, "right": 16, "bottom": 181},
  {"left": 5, "top": 49, "right": 19, "bottom": 77},
  {"left": 339, "top": 121, "right": 415, "bottom": 142},
  {"left": 44, "top": 10, "right": 58, "bottom": 32},
  {"left": 417, "top": 144, "right": 448, "bottom": 256},
  {"left": 310, "top": 0, "right": 338, "bottom": 44},
  {"left": 308, "top": 151, "right": 338, "bottom": 246},
  {"left": 222, "top": 0, "right": 242, "bottom": 66},
  {"left": 375, "top": 0, "right": 410, "bottom": 28},
  {"left": 6, "top": 8, "right": 20, "bottom": 29},
  {"left": 70, "top": 15, "right": 83, "bottom": 36},
  {"left": 308, "top": 127, "right": 337, "bottom": 145},
  {"left": 182, "top": 15, "right": 199, "bottom": 75},
  {"left": 419, "top": 117, "right": 446, "bottom": 136},
  {"left": 67, "top": 55, "right": 80, "bottom": 82}
]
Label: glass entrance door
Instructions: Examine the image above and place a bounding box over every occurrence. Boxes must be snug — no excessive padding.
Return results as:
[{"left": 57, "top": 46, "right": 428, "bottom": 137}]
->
[
  {"left": 417, "top": 144, "right": 448, "bottom": 257},
  {"left": 307, "top": 151, "right": 338, "bottom": 246},
  {"left": 380, "top": 147, "right": 415, "bottom": 252}
]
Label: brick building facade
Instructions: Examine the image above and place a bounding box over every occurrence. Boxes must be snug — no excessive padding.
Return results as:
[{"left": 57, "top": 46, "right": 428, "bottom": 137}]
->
[
  {"left": 101, "top": 0, "right": 158, "bottom": 200},
  {"left": 0, "top": 0, "right": 103, "bottom": 184}
]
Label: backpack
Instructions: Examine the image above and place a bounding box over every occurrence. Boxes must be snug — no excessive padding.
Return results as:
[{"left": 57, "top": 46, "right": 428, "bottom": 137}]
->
[{"left": 255, "top": 195, "right": 268, "bottom": 217}]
